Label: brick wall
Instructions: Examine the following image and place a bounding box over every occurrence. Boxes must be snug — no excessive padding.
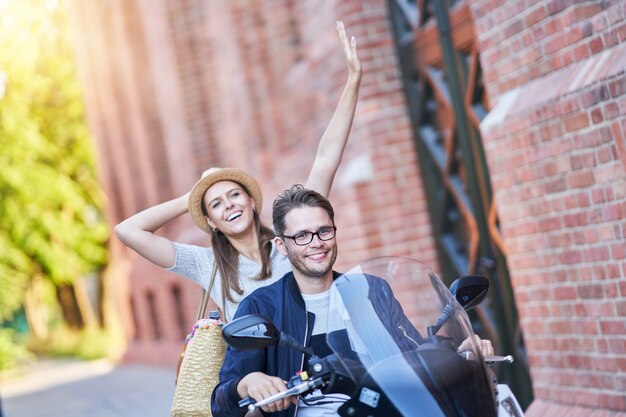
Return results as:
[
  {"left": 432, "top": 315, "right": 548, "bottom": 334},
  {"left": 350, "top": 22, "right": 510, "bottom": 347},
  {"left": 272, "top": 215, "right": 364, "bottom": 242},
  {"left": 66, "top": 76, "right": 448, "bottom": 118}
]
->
[
  {"left": 68, "top": 0, "right": 436, "bottom": 367},
  {"left": 68, "top": 0, "right": 203, "bottom": 365},
  {"left": 471, "top": 0, "right": 626, "bottom": 414},
  {"left": 68, "top": 0, "right": 626, "bottom": 413}
]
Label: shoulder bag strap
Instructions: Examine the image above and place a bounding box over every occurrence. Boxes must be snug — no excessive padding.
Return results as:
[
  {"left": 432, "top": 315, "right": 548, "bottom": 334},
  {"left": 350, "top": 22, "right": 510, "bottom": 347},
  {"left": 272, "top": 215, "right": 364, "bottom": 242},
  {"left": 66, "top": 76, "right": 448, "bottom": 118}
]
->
[
  {"left": 195, "top": 263, "right": 218, "bottom": 321},
  {"left": 221, "top": 283, "right": 228, "bottom": 324}
]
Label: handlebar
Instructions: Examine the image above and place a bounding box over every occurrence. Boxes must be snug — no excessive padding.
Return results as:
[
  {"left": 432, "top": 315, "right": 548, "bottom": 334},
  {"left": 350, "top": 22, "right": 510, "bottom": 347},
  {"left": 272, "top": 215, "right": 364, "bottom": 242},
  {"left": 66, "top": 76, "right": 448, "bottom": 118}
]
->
[{"left": 238, "top": 377, "right": 325, "bottom": 412}]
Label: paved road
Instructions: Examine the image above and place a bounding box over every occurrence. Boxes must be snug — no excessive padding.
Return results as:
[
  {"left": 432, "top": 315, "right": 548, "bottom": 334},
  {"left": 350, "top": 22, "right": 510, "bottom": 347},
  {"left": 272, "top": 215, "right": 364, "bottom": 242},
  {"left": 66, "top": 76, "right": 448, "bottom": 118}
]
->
[{"left": 0, "top": 358, "right": 176, "bottom": 417}]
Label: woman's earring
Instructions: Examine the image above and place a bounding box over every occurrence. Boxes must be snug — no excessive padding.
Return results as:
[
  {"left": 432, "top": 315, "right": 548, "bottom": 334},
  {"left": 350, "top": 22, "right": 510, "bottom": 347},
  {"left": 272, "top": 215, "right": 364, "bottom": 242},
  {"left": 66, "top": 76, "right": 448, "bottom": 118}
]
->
[{"left": 213, "top": 227, "right": 219, "bottom": 233}]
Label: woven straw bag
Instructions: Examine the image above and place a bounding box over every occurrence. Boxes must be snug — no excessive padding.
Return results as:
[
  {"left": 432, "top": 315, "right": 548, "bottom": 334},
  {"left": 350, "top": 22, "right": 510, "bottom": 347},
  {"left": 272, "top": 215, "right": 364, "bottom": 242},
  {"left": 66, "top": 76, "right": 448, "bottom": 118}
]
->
[{"left": 170, "top": 265, "right": 226, "bottom": 417}]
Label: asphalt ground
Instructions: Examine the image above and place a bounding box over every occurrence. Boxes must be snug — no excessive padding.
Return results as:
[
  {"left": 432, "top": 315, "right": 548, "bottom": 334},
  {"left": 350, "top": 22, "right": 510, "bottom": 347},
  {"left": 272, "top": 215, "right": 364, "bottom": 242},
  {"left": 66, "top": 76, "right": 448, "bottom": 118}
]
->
[{"left": 0, "top": 358, "right": 176, "bottom": 417}]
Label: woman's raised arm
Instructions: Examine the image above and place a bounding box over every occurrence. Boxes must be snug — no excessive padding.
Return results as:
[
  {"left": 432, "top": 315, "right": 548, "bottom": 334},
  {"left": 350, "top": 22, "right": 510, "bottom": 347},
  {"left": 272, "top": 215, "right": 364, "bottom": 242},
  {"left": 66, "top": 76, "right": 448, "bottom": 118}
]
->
[
  {"left": 305, "top": 21, "right": 362, "bottom": 197},
  {"left": 114, "top": 192, "right": 189, "bottom": 268}
]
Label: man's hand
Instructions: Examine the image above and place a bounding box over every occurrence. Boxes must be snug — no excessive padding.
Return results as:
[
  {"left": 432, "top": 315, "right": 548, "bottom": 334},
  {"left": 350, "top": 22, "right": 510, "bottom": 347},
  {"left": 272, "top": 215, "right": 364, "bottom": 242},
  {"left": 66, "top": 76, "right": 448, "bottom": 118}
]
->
[
  {"left": 237, "top": 372, "right": 295, "bottom": 413},
  {"left": 459, "top": 335, "right": 495, "bottom": 357}
]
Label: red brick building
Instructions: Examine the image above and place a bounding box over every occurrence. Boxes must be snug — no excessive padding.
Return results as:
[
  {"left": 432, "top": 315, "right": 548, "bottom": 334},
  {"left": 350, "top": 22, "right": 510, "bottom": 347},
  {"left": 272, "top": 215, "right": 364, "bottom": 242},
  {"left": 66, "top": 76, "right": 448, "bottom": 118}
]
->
[{"left": 68, "top": 0, "right": 626, "bottom": 415}]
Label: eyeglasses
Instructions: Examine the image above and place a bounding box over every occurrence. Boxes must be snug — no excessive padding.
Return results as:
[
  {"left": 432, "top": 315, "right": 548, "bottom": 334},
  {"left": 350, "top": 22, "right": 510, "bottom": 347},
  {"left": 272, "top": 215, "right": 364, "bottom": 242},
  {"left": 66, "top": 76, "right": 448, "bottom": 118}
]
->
[{"left": 282, "top": 226, "right": 337, "bottom": 246}]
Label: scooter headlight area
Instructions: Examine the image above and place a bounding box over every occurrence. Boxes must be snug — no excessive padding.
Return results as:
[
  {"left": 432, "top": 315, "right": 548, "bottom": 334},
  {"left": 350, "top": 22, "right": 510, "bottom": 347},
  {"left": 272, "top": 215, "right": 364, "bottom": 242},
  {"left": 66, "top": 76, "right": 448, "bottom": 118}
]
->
[{"left": 326, "top": 257, "right": 497, "bottom": 417}]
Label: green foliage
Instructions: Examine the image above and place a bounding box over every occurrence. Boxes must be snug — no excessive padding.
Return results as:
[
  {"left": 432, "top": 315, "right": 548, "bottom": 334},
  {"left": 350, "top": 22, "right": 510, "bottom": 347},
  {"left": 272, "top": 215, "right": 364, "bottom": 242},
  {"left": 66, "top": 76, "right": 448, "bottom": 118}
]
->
[
  {"left": 27, "top": 325, "right": 125, "bottom": 362},
  {"left": 0, "top": 328, "right": 33, "bottom": 371},
  {"left": 0, "top": 236, "right": 31, "bottom": 321},
  {"left": 0, "top": 0, "right": 109, "bottom": 327}
]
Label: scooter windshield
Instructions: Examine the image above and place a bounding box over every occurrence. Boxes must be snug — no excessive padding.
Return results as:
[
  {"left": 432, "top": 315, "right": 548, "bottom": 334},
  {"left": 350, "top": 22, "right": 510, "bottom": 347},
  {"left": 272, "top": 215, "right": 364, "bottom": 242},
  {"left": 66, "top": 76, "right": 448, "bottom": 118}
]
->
[{"left": 326, "top": 257, "right": 496, "bottom": 417}]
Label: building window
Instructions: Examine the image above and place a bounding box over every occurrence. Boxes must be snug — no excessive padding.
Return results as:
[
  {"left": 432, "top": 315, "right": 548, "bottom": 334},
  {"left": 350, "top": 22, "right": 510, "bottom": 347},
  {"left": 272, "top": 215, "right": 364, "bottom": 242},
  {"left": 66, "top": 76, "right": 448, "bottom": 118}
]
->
[
  {"left": 129, "top": 296, "right": 142, "bottom": 341},
  {"left": 171, "top": 284, "right": 188, "bottom": 340},
  {"left": 146, "top": 291, "right": 161, "bottom": 340}
]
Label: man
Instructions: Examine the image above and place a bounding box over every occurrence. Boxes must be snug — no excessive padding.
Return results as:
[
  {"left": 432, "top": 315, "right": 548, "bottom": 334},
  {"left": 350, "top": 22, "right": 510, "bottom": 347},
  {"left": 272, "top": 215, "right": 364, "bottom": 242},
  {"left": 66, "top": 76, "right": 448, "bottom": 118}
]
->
[{"left": 211, "top": 185, "right": 493, "bottom": 417}]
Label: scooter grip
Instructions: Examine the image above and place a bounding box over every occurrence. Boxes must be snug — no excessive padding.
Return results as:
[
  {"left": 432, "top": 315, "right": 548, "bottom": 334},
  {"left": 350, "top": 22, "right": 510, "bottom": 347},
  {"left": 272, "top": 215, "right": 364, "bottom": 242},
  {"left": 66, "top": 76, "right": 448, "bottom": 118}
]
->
[{"left": 238, "top": 397, "right": 256, "bottom": 408}]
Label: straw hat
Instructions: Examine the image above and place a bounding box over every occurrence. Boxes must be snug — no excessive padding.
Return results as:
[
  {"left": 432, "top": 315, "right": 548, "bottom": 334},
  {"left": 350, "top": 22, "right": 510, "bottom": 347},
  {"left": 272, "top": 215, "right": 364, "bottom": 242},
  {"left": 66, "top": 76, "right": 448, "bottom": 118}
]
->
[{"left": 188, "top": 167, "right": 263, "bottom": 233}]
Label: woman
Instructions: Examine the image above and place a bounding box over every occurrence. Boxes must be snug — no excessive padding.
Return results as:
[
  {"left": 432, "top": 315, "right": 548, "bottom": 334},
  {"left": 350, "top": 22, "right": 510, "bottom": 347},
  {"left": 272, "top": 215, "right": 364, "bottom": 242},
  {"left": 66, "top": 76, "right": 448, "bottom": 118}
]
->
[{"left": 115, "top": 21, "right": 361, "bottom": 322}]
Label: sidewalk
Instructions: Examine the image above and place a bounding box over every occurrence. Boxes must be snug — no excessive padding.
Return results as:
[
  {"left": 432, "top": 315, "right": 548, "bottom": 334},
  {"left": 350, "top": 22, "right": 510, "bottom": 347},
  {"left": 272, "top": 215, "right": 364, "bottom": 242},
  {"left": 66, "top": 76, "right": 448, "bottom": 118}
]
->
[{"left": 0, "top": 358, "right": 176, "bottom": 417}]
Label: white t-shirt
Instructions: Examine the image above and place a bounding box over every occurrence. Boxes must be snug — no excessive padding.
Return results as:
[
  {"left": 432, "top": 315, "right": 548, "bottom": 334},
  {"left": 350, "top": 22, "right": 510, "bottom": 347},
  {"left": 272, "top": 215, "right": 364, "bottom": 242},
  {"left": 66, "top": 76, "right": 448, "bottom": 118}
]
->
[
  {"left": 166, "top": 241, "right": 292, "bottom": 322},
  {"left": 298, "top": 289, "right": 349, "bottom": 417}
]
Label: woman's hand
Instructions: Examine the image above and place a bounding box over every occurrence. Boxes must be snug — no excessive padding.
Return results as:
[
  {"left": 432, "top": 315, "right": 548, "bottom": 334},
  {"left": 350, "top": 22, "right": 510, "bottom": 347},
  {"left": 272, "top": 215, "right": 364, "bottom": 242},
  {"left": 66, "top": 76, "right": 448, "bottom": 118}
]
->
[{"left": 337, "top": 20, "right": 361, "bottom": 81}]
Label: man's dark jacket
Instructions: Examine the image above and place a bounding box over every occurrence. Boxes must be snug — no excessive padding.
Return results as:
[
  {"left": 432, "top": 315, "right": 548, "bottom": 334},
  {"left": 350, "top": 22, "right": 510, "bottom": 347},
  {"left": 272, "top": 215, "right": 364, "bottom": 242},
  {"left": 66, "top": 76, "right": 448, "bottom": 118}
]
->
[{"left": 210, "top": 270, "right": 421, "bottom": 417}]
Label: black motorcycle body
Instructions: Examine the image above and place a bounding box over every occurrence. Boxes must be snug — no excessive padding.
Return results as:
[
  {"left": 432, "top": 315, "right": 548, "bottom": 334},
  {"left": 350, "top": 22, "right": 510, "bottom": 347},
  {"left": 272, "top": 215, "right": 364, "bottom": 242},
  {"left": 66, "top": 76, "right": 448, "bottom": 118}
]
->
[{"left": 223, "top": 257, "right": 524, "bottom": 417}]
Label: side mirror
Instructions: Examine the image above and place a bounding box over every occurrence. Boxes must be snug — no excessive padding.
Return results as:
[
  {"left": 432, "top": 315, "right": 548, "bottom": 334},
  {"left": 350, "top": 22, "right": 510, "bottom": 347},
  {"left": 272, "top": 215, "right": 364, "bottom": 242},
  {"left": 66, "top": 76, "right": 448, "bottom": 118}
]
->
[
  {"left": 222, "top": 314, "right": 281, "bottom": 350},
  {"left": 449, "top": 275, "right": 489, "bottom": 311}
]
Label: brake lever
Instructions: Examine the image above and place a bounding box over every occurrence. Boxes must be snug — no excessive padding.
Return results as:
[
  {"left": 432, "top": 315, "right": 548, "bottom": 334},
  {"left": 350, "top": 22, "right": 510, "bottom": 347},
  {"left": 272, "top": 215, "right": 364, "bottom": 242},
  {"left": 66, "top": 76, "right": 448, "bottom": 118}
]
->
[
  {"left": 458, "top": 351, "right": 514, "bottom": 364},
  {"left": 484, "top": 355, "right": 514, "bottom": 363}
]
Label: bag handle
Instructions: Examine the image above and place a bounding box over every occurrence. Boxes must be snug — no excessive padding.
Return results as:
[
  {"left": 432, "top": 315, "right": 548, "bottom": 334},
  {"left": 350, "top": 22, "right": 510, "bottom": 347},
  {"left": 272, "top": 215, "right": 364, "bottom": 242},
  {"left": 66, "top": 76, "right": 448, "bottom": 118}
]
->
[{"left": 195, "top": 262, "right": 218, "bottom": 321}]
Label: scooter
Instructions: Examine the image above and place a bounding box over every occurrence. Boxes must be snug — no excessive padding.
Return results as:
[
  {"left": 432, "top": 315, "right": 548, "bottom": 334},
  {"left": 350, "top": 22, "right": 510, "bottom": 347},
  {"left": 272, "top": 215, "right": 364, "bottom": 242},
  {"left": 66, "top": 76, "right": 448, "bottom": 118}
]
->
[{"left": 222, "top": 257, "right": 525, "bottom": 416}]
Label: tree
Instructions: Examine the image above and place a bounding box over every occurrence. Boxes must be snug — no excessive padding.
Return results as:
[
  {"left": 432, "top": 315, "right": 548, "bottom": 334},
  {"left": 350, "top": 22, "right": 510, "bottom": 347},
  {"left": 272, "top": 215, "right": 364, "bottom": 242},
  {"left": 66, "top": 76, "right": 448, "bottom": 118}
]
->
[{"left": 0, "top": 0, "right": 110, "bottom": 366}]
